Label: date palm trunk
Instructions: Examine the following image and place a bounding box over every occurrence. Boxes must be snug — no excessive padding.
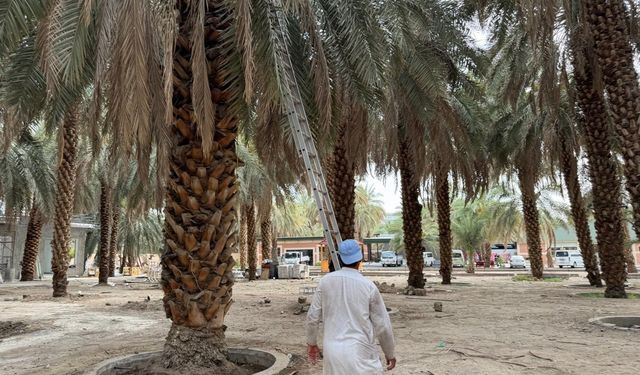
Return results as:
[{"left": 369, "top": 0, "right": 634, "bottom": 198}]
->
[
  {"left": 119, "top": 247, "right": 126, "bottom": 275},
  {"left": 482, "top": 243, "right": 491, "bottom": 269},
  {"left": 466, "top": 250, "right": 475, "bottom": 274},
  {"left": 327, "top": 120, "right": 356, "bottom": 239},
  {"left": 239, "top": 209, "right": 247, "bottom": 270},
  {"left": 261, "top": 218, "right": 272, "bottom": 261},
  {"left": 557, "top": 129, "right": 603, "bottom": 286},
  {"left": 435, "top": 158, "right": 452, "bottom": 284},
  {"left": 98, "top": 177, "right": 111, "bottom": 284},
  {"left": 246, "top": 203, "right": 257, "bottom": 280},
  {"left": 516, "top": 159, "right": 544, "bottom": 279},
  {"left": 51, "top": 108, "right": 79, "bottom": 297},
  {"left": 109, "top": 207, "right": 120, "bottom": 277},
  {"left": 160, "top": 0, "right": 242, "bottom": 369},
  {"left": 20, "top": 203, "right": 43, "bottom": 281},
  {"left": 398, "top": 131, "right": 425, "bottom": 289},
  {"left": 586, "top": 0, "right": 640, "bottom": 244},
  {"left": 271, "top": 226, "right": 278, "bottom": 264},
  {"left": 571, "top": 46, "right": 627, "bottom": 297}
]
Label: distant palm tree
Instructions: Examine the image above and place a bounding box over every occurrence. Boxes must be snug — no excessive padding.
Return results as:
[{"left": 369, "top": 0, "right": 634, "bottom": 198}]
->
[
  {"left": 483, "top": 185, "right": 569, "bottom": 252},
  {"left": 272, "top": 193, "right": 323, "bottom": 238},
  {"left": 0, "top": 130, "right": 56, "bottom": 281},
  {"left": 354, "top": 184, "right": 386, "bottom": 240},
  {"left": 385, "top": 209, "right": 439, "bottom": 257},
  {"left": 451, "top": 199, "right": 486, "bottom": 273},
  {"left": 117, "top": 210, "right": 163, "bottom": 267}
]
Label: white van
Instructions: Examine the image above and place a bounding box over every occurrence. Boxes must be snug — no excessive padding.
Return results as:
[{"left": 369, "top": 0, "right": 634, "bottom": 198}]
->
[
  {"left": 423, "top": 251, "right": 435, "bottom": 267},
  {"left": 555, "top": 250, "right": 584, "bottom": 268},
  {"left": 452, "top": 249, "right": 465, "bottom": 268}
]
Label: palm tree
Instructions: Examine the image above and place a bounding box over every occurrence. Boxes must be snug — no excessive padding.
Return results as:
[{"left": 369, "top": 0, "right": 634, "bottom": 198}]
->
[
  {"left": 326, "top": 101, "right": 373, "bottom": 240},
  {"left": 483, "top": 22, "right": 550, "bottom": 278},
  {"left": 434, "top": 158, "right": 454, "bottom": 280},
  {"left": 385, "top": 210, "right": 439, "bottom": 256},
  {"left": 564, "top": 6, "right": 629, "bottom": 297},
  {"left": 554, "top": 107, "right": 603, "bottom": 286},
  {"left": 371, "top": 0, "right": 485, "bottom": 289},
  {"left": 483, "top": 185, "right": 569, "bottom": 249},
  {"left": 260, "top": 215, "right": 272, "bottom": 262},
  {"left": 468, "top": 0, "right": 628, "bottom": 295},
  {"left": 354, "top": 184, "right": 385, "bottom": 240},
  {"left": 0, "top": 1, "right": 97, "bottom": 296},
  {"left": 430, "top": 91, "right": 488, "bottom": 284},
  {"left": 97, "top": 176, "right": 111, "bottom": 284},
  {"left": 237, "top": 141, "right": 271, "bottom": 279},
  {"left": 0, "top": 130, "right": 56, "bottom": 281},
  {"left": 239, "top": 210, "right": 247, "bottom": 271},
  {"left": 109, "top": 205, "right": 121, "bottom": 277},
  {"left": 584, "top": 0, "right": 640, "bottom": 245},
  {"left": 50, "top": 109, "right": 80, "bottom": 297},
  {"left": 451, "top": 199, "right": 486, "bottom": 273},
  {"left": 20, "top": 200, "right": 44, "bottom": 281},
  {"left": 272, "top": 193, "right": 323, "bottom": 237},
  {"left": 397, "top": 124, "right": 426, "bottom": 288},
  {"left": 118, "top": 210, "right": 163, "bottom": 268}
]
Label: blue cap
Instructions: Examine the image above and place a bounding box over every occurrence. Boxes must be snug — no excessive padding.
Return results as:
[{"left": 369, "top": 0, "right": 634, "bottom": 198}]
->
[{"left": 339, "top": 239, "right": 362, "bottom": 264}]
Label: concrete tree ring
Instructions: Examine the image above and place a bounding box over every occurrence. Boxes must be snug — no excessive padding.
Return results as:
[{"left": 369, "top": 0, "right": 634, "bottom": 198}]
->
[
  {"left": 86, "top": 348, "right": 291, "bottom": 375},
  {"left": 589, "top": 316, "right": 640, "bottom": 332}
]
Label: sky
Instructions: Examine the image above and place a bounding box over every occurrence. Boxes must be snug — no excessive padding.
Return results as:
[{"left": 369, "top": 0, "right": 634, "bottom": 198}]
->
[{"left": 363, "top": 171, "right": 401, "bottom": 214}]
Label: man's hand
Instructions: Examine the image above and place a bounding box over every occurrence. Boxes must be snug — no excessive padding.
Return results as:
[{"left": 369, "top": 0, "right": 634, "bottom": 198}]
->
[
  {"left": 386, "top": 357, "right": 396, "bottom": 370},
  {"left": 307, "top": 344, "right": 320, "bottom": 364}
]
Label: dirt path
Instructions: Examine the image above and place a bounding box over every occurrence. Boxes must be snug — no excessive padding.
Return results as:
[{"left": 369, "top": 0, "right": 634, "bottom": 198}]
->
[{"left": 1, "top": 275, "right": 639, "bottom": 374}]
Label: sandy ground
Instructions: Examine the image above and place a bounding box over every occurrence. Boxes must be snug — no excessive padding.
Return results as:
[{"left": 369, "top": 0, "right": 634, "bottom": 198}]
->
[{"left": 1, "top": 273, "right": 639, "bottom": 375}]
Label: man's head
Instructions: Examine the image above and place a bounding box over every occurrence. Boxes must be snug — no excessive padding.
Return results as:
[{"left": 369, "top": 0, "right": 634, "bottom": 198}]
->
[{"left": 338, "top": 239, "right": 362, "bottom": 268}]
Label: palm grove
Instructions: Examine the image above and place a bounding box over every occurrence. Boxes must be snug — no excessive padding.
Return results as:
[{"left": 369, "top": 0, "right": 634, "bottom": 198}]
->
[{"left": 0, "top": 0, "right": 638, "bottom": 372}]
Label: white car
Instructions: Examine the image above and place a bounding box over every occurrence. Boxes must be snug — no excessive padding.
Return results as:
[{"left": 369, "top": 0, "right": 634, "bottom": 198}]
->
[
  {"left": 381, "top": 251, "right": 403, "bottom": 267},
  {"left": 510, "top": 255, "right": 526, "bottom": 269},
  {"left": 423, "top": 251, "right": 436, "bottom": 267},
  {"left": 452, "top": 249, "right": 465, "bottom": 268},
  {"left": 556, "top": 250, "right": 584, "bottom": 268}
]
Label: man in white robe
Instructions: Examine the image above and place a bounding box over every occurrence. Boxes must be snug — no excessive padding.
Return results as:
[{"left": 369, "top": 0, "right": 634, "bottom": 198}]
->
[{"left": 306, "top": 239, "right": 396, "bottom": 374}]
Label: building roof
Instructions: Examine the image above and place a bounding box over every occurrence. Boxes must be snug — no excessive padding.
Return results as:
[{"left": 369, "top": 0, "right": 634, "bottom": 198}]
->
[
  {"left": 554, "top": 223, "right": 637, "bottom": 243},
  {"left": 275, "top": 236, "right": 324, "bottom": 242},
  {"left": 363, "top": 236, "right": 393, "bottom": 245}
]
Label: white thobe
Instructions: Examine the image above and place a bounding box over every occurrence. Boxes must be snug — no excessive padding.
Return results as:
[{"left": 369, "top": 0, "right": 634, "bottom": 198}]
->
[{"left": 306, "top": 268, "right": 396, "bottom": 374}]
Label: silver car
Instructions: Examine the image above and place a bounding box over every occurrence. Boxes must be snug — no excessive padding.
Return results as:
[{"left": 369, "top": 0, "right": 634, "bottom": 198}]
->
[{"left": 510, "top": 255, "right": 526, "bottom": 269}]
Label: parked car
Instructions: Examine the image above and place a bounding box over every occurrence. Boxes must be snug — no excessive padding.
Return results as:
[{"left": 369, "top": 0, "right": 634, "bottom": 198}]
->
[
  {"left": 510, "top": 255, "right": 526, "bottom": 269},
  {"left": 282, "top": 251, "right": 310, "bottom": 265},
  {"left": 423, "top": 251, "right": 436, "bottom": 267},
  {"left": 452, "top": 249, "right": 465, "bottom": 268},
  {"left": 381, "top": 251, "right": 404, "bottom": 267},
  {"left": 556, "top": 250, "right": 584, "bottom": 268}
]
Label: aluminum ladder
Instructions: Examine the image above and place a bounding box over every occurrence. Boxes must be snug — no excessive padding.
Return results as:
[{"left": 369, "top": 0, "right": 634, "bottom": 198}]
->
[{"left": 270, "top": 0, "right": 342, "bottom": 271}]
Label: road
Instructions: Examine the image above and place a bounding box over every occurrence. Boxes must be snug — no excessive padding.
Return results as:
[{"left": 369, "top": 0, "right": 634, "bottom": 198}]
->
[{"left": 308, "top": 262, "right": 596, "bottom": 277}]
